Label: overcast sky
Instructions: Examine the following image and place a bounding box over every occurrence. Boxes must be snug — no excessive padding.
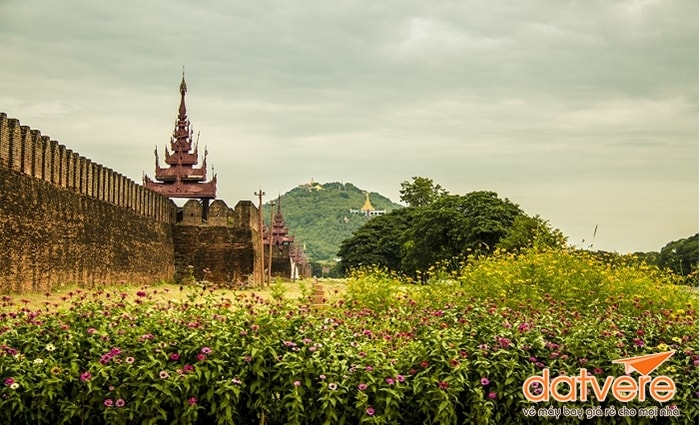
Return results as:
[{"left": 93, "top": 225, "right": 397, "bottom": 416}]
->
[{"left": 1, "top": 0, "right": 697, "bottom": 253}]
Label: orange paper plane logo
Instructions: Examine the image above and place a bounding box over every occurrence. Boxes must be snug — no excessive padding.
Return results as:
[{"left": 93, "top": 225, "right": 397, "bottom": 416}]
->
[{"left": 612, "top": 351, "right": 675, "bottom": 375}]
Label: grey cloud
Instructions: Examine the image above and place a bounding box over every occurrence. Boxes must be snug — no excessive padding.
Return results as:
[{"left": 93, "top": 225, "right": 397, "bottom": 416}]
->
[{"left": 0, "top": 0, "right": 696, "bottom": 253}]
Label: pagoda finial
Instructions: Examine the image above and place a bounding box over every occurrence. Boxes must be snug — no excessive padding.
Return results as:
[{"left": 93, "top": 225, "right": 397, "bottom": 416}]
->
[
  {"left": 180, "top": 66, "right": 187, "bottom": 94},
  {"left": 177, "top": 69, "right": 188, "bottom": 123},
  {"left": 361, "top": 192, "right": 375, "bottom": 212}
]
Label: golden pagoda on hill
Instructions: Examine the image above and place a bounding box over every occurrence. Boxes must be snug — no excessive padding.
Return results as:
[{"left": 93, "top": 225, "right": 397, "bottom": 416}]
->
[{"left": 350, "top": 192, "right": 386, "bottom": 218}]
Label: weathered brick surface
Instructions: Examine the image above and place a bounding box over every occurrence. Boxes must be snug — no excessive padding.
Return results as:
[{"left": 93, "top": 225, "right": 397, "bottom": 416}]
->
[
  {"left": 173, "top": 200, "right": 259, "bottom": 285},
  {"left": 0, "top": 168, "right": 176, "bottom": 292}
]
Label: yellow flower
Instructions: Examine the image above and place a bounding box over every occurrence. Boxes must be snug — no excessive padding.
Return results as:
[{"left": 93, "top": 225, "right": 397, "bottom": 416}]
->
[
  {"left": 671, "top": 337, "right": 682, "bottom": 344},
  {"left": 657, "top": 343, "right": 670, "bottom": 351}
]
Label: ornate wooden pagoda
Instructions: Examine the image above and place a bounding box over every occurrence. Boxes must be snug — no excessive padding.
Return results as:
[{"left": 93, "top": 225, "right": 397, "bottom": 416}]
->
[
  {"left": 263, "top": 198, "right": 296, "bottom": 278},
  {"left": 143, "top": 73, "right": 217, "bottom": 200}
]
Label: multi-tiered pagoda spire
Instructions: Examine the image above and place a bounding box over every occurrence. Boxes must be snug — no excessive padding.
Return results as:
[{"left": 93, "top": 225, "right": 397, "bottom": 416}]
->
[
  {"left": 264, "top": 198, "right": 295, "bottom": 248},
  {"left": 143, "top": 73, "right": 217, "bottom": 199}
]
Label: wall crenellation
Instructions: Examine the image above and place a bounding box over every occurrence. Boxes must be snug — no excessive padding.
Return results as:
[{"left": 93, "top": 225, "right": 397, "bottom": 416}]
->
[
  {"left": 1, "top": 112, "right": 261, "bottom": 291},
  {"left": 0, "top": 113, "right": 175, "bottom": 224},
  {"left": 0, "top": 112, "right": 178, "bottom": 292}
]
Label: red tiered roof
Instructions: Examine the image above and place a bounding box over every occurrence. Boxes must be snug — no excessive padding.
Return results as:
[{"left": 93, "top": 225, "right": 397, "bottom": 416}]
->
[
  {"left": 143, "top": 74, "right": 217, "bottom": 199},
  {"left": 263, "top": 199, "right": 295, "bottom": 247}
]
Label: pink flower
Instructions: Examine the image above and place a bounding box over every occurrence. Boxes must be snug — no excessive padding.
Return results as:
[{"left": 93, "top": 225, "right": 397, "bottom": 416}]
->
[
  {"left": 366, "top": 407, "right": 375, "bottom": 416},
  {"left": 488, "top": 392, "right": 497, "bottom": 399},
  {"left": 201, "top": 347, "right": 212, "bottom": 354},
  {"left": 358, "top": 383, "right": 368, "bottom": 391},
  {"left": 125, "top": 357, "right": 135, "bottom": 364},
  {"left": 293, "top": 380, "right": 301, "bottom": 387},
  {"left": 385, "top": 377, "right": 395, "bottom": 385},
  {"left": 4, "top": 377, "right": 14, "bottom": 386},
  {"left": 80, "top": 371, "right": 92, "bottom": 382},
  {"left": 196, "top": 353, "right": 207, "bottom": 361},
  {"left": 480, "top": 377, "right": 490, "bottom": 386},
  {"left": 496, "top": 337, "right": 511, "bottom": 349},
  {"left": 104, "top": 399, "right": 114, "bottom": 407},
  {"left": 183, "top": 364, "right": 194, "bottom": 373},
  {"left": 396, "top": 375, "right": 405, "bottom": 383},
  {"left": 115, "top": 399, "right": 125, "bottom": 407},
  {"left": 328, "top": 383, "right": 338, "bottom": 390},
  {"left": 438, "top": 381, "right": 449, "bottom": 390},
  {"left": 159, "top": 371, "right": 170, "bottom": 379},
  {"left": 188, "top": 397, "right": 197, "bottom": 406},
  {"left": 169, "top": 352, "right": 180, "bottom": 361}
]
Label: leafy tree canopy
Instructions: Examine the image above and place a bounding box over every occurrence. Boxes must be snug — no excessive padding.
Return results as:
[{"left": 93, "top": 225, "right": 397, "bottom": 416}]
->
[
  {"left": 659, "top": 233, "right": 698, "bottom": 277},
  {"left": 496, "top": 215, "right": 568, "bottom": 252},
  {"left": 399, "top": 176, "right": 448, "bottom": 207},
  {"left": 339, "top": 184, "right": 551, "bottom": 277},
  {"left": 402, "top": 191, "right": 523, "bottom": 274},
  {"left": 337, "top": 207, "right": 417, "bottom": 274}
]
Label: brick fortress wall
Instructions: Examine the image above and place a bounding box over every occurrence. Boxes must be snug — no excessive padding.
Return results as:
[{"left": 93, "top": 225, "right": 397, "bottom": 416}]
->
[
  {"left": 173, "top": 199, "right": 261, "bottom": 285},
  {"left": 0, "top": 113, "right": 178, "bottom": 292}
]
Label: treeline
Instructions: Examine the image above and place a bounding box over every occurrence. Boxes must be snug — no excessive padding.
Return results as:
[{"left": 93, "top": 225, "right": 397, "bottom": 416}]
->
[
  {"left": 338, "top": 177, "right": 565, "bottom": 280},
  {"left": 627, "top": 233, "right": 698, "bottom": 284},
  {"left": 337, "top": 177, "right": 698, "bottom": 284}
]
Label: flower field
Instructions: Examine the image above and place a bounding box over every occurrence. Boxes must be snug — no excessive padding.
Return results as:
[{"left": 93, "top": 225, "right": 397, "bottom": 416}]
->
[{"left": 0, "top": 249, "right": 697, "bottom": 424}]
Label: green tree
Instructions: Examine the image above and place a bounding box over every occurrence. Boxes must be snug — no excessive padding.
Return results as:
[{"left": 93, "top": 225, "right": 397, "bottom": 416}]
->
[
  {"left": 337, "top": 208, "right": 416, "bottom": 274},
  {"left": 496, "top": 215, "right": 567, "bottom": 252},
  {"left": 399, "top": 176, "right": 448, "bottom": 207},
  {"left": 630, "top": 251, "right": 662, "bottom": 268},
  {"left": 659, "top": 233, "right": 698, "bottom": 282},
  {"left": 403, "top": 191, "right": 523, "bottom": 274}
]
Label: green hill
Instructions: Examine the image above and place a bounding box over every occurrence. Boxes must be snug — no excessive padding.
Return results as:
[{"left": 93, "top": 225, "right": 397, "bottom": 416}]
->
[{"left": 262, "top": 181, "right": 403, "bottom": 262}]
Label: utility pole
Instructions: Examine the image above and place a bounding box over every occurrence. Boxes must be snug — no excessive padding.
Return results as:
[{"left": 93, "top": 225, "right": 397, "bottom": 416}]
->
[
  {"left": 254, "top": 188, "right": 265, "bottom": 289},
  {"left": 268, "top": 200, "right": 275, "bottom": 286}
]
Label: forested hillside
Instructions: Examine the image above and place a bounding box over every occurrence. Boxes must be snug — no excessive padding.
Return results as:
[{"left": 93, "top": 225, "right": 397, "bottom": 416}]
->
[{"left": 262, "top": 181, "right": 403, "bottom": 262}]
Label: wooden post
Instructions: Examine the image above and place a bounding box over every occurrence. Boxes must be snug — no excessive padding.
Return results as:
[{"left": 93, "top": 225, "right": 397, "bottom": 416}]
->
[
  {"left": 254, "top": 189, "right": 265, "bottom": 288},
  {"left": 268, "top": 201, "right": 275, "bottom": 287}
]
